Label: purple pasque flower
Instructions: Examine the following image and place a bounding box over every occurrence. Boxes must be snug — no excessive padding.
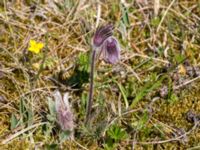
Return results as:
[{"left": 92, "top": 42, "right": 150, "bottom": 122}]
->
[
  {"left": 92, "top": 24, "right": 120, "bottom": 64},
  {"left": 53, "top": 91, "right": 74, "bottom": 133},
  {"left": 101, "top": 36, "right": 120, "bottom": 64},
  {"left": 93, "top": 24, "right": 113, "bottom": 47},
  {"left": 86, "top": 24, "right": 120, "bottom": 124}
]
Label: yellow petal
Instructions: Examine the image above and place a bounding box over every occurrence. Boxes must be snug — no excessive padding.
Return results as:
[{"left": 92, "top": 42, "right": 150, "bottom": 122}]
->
[
  {"left": 28, "top": 46, "right": 39, "bottom": 54},
  {"left": 33, "top": 48, "right": 40, "bottom": 54},
  {"left": 29, "top": 40, "right": 36, "bottom": 46},
  {"left": 36, "top": 43, "right": 44, "bottom": 49},
  {"left": 28, "top": 40, "right": 44, "bottom": 54}
]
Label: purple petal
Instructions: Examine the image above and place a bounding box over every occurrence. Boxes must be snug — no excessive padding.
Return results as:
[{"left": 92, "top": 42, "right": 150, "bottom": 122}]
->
[
  {"left": 102, "top": 37, "right": 120, "bottom": 64},
  {"left": 93, "top": 24, "right": 113, "bottom": 47}
]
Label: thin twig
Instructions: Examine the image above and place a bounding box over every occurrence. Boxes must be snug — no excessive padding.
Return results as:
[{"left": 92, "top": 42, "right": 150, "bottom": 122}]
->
[
  {"left": 120, "top": 62, "right": 142, "bottom": 83},
  {"left": 157, "top": 0, "right": 176, "bottom": 32},
  {"left": 1, "top": 122, "right": 47, "bottom": 144},
  {"left": 123, "top": 53, "right": 170, "bottom": 64},
  {"left": 173, "top": 75, "right": 200, "bottom": 90},
  {"left": 131, "top": 120, "right": 199, "bottom": 145},
  {"left": 188, "top": 145, "right": 200, "bottom": 150},
  {"left": 95, "top": 2, "right": 101, "bottom": 28},
  {"left": 154, "top": 0, "right": 160, "bottom": 16},
  {"left": 73, "top": 140, "right": 89, "bottom": 150}
]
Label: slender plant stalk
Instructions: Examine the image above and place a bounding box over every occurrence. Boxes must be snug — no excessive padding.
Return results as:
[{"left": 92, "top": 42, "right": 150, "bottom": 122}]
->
[{"left": 85, "top": 49, "right": 96, "bottom": 124}]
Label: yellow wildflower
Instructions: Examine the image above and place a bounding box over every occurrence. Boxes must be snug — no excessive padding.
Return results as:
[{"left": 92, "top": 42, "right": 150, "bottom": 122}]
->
[{"left": 28, "top": 40, "right": 44, "bottom": 54}]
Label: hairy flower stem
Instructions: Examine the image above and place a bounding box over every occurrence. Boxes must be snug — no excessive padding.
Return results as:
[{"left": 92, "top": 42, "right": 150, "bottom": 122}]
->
[{"left": 85, "top": 49, "right": 96, "bottom": 125}]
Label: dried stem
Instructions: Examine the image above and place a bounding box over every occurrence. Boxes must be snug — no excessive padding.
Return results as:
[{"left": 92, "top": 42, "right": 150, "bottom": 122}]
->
[{"left": 85, "top": 49, "right": 96, "bottom": 124}]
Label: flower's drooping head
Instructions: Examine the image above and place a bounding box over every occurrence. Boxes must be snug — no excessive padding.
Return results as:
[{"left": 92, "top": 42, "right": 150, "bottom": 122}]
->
[
  {"left": 92, "top": 24, "right": 121, "bottom": 64},
  {"left": 93, "top": 24, "right": 113, "bottom": 47},
  {"left": 102, "top": 37, "right": 120, "bottom": 64}
]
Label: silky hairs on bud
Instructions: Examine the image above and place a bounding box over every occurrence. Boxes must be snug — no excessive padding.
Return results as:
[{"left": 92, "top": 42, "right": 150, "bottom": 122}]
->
[{"left": 53, "top": 91, "right": 74, "bottom": 136}]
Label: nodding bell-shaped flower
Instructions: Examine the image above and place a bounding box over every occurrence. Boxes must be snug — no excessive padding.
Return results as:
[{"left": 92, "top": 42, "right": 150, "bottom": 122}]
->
[
  {"left": 93, "top": 24, "right": 113, "bottom": 48},
  {"left": 101, "top": 36, "right": 120, "bottom": 64},
  {"left": 53, "top": 91, "right": 74, "bottom": 136},
  {"left": 86, "top": 24, "right": 120, "bottom": 124},
  {"left": 92, "top": 24, "right": 120, "bottom": 64}
]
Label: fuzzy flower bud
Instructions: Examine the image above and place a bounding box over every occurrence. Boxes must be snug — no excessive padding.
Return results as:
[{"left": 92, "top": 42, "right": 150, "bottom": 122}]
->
[{"left": 53, "top": 91, "right": 74, "bottom": 133}]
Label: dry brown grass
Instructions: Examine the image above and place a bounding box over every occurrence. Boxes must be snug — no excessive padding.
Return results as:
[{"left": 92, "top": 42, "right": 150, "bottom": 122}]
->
[{"left": 0, "top": 0, "right": 200, "bottom": 149}]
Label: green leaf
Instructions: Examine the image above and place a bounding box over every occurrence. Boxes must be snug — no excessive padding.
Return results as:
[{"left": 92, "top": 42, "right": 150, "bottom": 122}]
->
[
  {"left": 48, "top": 97, "right": 56, "bottom": 116},
  {"left": 120, "top": 3, "right": 130, "bottom": 27},
  {"left": 150, "top": 17, "right": 160, "bottom": 28},
  {"left": 137, "top": 111, "right": 149, "bottom": 130},
  {"left": 169, "top": 93, "right": 178, "bottom": 104},
  {"left": 19, "top": 98, "right": 28, "bottom": 124},
  {"left": 10, "top": 114, "right": 18, "bottom": 130},
  {"left": 107, "top": 125, "right": 128, "bottom": 142},
  {"left": 80, "top": 92, "right": 87, "bottom": 115},
  {"left": 47, "top": 114, "right": 56, "bottom": 122},
  {"left": 59, "top": 130, "right": 71, "bottom": 142},
  {"left": 175, "top": 54, "right": 186, "bottom": 64},
  {"left": 47, "top": 97, "right": 56, "bottom": 122},
  {"left": 103, "top": 143, "right": 117, "bottom": 150},
  {"left": 78, "top": 53, "right": 89, "bottom": 72},
  {"left": 27, "top": 109, "right": 34, "bottom": 126},
  {"left": 131, "top": 75, "right": 168, "bottom": 108},
  {"left": 19, "top": 98, "right": 25, "bottom": 116},
  {"left": 45, "top": 143, "right": 59, "bottom": 150},
  {"left": 114, "top": 81, "right": 129, "bottom": 109},
  {"left": 65, "top": 68, "right": 89, "bottom": 88}
]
